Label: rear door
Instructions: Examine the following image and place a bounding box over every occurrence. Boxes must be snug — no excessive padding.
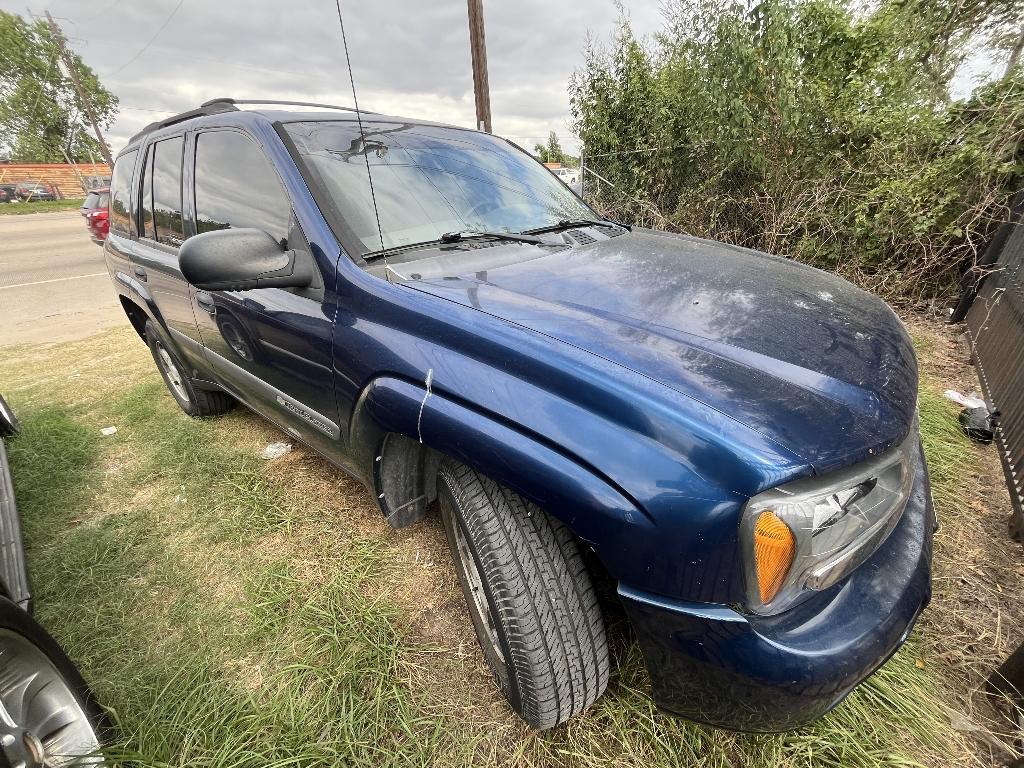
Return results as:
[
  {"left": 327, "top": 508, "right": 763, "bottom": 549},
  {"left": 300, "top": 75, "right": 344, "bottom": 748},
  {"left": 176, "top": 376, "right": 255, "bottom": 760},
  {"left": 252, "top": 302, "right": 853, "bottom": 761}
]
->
[
  {"left": 188, "top": 128, "right": 339, "bottom": 451},
  {"left": 131, "top": 135, "right": 205, "bottom": 369}
]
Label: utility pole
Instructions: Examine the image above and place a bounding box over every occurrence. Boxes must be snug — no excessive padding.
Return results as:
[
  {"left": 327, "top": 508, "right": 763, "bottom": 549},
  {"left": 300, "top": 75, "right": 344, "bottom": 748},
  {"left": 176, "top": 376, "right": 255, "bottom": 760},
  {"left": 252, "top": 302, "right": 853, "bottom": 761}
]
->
[
  {"left": 466, "top": 0, "right": 492, "bottom": 133},
  {"left": 44, "top": 11, "right": 113, "bottom": 167}
]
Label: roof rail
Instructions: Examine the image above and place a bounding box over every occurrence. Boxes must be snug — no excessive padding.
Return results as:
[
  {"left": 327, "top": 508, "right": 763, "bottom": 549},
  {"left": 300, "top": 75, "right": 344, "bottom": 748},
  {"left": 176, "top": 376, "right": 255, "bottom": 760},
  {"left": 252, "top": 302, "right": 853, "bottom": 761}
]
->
[
  {"left": 125, "top": 98, "right": 377, "bottom": 147},
  {"left": 200, "top": 98, "right": 374, "bottom": 115},
  {"left": 127, "top": 100, "right": 238, "bottom": 145}
]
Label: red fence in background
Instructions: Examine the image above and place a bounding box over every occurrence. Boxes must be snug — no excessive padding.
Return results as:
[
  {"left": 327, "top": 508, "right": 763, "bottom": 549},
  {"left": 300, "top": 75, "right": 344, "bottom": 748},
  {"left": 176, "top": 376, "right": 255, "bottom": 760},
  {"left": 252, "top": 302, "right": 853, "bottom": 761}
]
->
[{"left": 0, "top": 163, "right": 111, "bottom": 199}]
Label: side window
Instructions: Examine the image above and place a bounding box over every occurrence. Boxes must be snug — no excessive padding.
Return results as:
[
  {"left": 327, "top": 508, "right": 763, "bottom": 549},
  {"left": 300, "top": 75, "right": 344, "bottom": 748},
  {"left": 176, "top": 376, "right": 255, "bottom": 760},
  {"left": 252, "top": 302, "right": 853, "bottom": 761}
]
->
[
  {"left": 152, "top": 136, "right": 185, "bottom": 246},
  {"left": 109, "top": 149, "right": 138, "bottom": 236},
  {"left": 140, "top": 144, "right": 155, "bottom": 240},
  {"left": 194, "top": 131, "right": 290, "bottom": 244}
]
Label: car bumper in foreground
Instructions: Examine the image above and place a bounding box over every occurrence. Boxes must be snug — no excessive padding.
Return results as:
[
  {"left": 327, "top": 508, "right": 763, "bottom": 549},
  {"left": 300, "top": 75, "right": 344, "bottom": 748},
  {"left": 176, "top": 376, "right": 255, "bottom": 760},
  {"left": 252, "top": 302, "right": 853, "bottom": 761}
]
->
[{"left": 619, "top": 440, "right": 934, "bottom": 732}]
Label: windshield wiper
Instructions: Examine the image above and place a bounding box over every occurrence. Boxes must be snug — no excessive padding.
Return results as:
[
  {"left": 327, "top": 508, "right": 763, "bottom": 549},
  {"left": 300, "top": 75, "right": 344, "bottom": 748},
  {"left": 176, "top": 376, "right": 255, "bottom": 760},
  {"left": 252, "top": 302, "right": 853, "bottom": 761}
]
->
[
  {"left": 364, "top": 230, "right": 546, "bottom": 260},
  {"left": 439, "top": 230, "right": 544, "bottom": 245},
  {"left": 523, "top": 217, "right": 630, "bottom": 235}
]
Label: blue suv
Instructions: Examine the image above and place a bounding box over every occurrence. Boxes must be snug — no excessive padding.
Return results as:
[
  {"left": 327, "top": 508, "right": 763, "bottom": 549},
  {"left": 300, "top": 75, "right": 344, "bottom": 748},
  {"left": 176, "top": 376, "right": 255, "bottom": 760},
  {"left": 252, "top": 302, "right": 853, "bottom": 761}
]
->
[{"left": 103, "top": 98, "right": 933, "bottom": 732}]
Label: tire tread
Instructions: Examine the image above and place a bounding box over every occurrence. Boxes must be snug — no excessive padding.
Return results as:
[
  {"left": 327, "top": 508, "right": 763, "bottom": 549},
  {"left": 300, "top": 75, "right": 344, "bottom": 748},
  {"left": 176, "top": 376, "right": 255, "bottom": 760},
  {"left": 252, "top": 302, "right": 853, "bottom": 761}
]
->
[{"left": 439, "top": 460, "right": 609, "bottom": 728}]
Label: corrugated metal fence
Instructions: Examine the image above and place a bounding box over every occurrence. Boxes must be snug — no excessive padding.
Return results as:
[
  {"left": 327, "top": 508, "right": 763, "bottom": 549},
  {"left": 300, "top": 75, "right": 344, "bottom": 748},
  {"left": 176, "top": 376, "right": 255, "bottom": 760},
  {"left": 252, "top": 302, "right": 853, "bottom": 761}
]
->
[{"left": 964, "top": 198, "right": 1024, "bottom": 535}]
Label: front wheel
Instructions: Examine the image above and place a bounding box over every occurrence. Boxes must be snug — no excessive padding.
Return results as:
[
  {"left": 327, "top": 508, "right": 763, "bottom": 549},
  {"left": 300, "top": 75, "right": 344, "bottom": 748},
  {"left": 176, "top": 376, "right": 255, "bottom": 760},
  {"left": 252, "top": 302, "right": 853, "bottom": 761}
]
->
[{"left": 437, "top": 459, "right": 609, "bottom": 729}]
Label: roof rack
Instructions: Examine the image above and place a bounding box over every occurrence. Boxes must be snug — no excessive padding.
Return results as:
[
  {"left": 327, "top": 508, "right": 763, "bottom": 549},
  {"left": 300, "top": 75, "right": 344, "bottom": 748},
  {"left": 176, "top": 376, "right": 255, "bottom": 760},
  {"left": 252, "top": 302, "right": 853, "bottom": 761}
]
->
[
  {"left": 126, "top": 98, "right": 376, "bottom": 146},
  {"left": 127, "top": 100, "right": 238, "bottom": 144},
  {"left": 200, "top": 98, "right": 374, "bottom": 115}
]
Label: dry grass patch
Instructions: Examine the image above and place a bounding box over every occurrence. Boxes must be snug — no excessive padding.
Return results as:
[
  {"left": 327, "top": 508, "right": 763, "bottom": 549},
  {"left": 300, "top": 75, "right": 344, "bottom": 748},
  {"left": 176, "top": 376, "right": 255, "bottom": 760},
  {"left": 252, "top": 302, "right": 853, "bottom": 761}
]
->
[{"left": 0, "top": 321, "right": 1018, "bottom": 767}]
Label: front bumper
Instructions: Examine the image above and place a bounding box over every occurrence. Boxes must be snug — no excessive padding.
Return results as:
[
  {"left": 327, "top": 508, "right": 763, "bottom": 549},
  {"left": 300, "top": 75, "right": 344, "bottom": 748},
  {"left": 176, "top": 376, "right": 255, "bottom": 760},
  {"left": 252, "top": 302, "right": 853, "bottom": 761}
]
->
[{"left": 620, "top": 440, "right": 934, "bottom": 732}]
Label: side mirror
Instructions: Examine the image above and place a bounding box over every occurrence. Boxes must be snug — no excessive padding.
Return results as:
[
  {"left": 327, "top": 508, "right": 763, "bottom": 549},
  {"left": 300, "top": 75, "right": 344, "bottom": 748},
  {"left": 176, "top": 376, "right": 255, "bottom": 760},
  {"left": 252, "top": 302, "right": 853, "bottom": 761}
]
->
[{"left": 178, "top": 228, "right": 312, "bottom": 291}]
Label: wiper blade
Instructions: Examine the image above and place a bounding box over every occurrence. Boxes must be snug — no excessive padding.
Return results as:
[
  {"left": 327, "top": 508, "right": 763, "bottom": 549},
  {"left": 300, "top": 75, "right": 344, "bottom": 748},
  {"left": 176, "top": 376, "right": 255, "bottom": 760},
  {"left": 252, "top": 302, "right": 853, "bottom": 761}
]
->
[
  {"left": 439, "top": 230, "right": 543, "bottom": 245},
  {"left": 363, "top": 230, "right": 551, "bottom": 261},
  {"left": 523, "top": 217, "right": 630, "bottom": 235}
]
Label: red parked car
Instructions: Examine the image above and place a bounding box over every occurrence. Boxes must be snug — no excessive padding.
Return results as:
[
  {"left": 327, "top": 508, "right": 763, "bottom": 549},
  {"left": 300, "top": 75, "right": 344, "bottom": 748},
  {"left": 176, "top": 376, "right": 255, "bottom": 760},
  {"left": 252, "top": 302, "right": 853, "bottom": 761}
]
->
[{"left": 81, "top": 187, "right": 109, "bottom": 244}]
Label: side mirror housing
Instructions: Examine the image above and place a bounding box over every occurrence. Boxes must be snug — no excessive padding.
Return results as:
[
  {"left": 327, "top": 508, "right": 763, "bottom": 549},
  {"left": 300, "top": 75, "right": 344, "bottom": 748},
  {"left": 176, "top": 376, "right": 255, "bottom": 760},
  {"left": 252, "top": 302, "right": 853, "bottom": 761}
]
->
[{"left": 178, "top": 228, "right": 312, "bottom": 291}]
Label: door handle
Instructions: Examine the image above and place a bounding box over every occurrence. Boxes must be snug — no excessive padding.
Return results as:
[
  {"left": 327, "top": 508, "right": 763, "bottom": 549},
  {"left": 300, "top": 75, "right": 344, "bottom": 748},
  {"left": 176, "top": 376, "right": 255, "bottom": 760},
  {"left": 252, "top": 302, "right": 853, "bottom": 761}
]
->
[
  {"left": 133, "top": 265, "right": 147, "bottom": 282},
  {"left": 195, "top": 291, "right": 216, "bottom": 315}
]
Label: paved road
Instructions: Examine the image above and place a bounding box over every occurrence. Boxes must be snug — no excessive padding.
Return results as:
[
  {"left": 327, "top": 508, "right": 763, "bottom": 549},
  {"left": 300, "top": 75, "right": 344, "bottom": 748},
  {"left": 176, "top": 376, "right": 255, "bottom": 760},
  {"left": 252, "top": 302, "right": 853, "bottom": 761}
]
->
[{"left": 0, "top": 212, "right": 123, "bottom": 346}]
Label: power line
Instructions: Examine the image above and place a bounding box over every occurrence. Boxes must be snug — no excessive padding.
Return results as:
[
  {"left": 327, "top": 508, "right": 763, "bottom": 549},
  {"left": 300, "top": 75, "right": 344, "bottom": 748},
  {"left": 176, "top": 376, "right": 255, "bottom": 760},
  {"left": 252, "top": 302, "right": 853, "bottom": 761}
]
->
[{"left": 104, "top": 0, "right": 184, "bottom": 77}]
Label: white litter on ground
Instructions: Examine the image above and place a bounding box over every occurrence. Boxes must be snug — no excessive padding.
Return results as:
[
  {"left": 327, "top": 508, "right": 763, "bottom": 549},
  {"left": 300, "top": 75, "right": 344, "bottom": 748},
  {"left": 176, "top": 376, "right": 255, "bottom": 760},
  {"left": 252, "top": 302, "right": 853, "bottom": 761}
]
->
[
  {"left": 260, "top": 442, "right": 293, "bottom": 460},
  {"left": 100, "top": 426, "right": 117, "bottom": 436},
  {"left": 944, "top": 389, "right": 987, "bottom": 409}
]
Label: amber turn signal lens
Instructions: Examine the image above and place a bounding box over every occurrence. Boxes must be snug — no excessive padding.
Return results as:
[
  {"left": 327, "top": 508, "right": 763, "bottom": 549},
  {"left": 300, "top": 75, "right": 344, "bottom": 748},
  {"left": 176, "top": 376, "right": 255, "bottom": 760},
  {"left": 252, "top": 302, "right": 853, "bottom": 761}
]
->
[{"left": 753, "top": 510, "right": 796, "bottom": 604}]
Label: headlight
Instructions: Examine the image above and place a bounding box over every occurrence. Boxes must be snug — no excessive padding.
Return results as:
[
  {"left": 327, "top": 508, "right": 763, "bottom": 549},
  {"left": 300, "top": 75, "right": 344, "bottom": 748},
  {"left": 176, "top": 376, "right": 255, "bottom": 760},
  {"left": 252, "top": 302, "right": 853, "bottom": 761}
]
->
[{"left": 740, "top": 427, "right": 918, "bottom": 615}]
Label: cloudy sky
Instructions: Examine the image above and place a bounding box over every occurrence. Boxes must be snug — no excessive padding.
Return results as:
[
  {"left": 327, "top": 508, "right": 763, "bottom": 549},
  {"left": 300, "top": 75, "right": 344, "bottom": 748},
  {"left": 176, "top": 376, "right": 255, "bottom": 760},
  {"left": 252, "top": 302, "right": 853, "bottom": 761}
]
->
[{"left": 3, "top": 0, "right": 666, "bottom": 157}]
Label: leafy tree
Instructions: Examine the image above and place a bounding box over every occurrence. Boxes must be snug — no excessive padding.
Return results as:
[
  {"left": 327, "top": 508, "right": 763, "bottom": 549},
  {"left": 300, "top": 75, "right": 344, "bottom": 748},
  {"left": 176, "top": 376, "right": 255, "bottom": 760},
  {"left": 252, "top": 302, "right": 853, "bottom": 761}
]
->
[
  {"left": 535, "top": 131, "right": 576, "bottom": 166},
  {"left": 571, "top": 0, "right": 1024, "bottom": 301},
  {"left": 0, "top": 11, "right": 118, "bottom": 163}
]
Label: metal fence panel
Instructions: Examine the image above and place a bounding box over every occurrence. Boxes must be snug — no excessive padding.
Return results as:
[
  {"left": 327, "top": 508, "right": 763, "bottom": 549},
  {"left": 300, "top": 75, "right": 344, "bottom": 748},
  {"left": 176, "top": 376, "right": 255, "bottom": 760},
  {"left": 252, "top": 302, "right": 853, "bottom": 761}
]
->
[{"left": 967, "top": 212, "right": 1024, "bottom": 532}]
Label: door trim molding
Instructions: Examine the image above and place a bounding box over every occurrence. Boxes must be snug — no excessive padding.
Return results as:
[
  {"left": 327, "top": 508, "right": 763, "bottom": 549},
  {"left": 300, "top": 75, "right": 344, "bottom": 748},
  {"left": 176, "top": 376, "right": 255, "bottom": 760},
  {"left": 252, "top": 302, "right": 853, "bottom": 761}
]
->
[{"left": 205, "top": 349, "right": 341, "bottom": 440}]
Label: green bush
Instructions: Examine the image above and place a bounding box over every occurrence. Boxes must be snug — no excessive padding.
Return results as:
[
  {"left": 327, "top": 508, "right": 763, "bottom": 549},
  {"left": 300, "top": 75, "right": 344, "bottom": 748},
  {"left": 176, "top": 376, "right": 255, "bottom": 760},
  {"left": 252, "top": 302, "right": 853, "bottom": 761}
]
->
[{"left": 571, "top": 0, "right": 1023, "bottom": 302}]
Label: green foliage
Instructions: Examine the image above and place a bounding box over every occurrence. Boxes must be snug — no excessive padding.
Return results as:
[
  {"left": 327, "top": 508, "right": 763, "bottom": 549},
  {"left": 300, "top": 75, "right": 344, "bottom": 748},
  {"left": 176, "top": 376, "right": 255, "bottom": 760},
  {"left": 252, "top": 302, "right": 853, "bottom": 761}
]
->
[
  {"left": 0, "top": 11, "right": 117, "bottom": 162},
  {"left": 571, "top": 0, "right": 1024, "bottom": 301},
  {"left": 535, "top": 130, "right": 577, "bottom": 166}
]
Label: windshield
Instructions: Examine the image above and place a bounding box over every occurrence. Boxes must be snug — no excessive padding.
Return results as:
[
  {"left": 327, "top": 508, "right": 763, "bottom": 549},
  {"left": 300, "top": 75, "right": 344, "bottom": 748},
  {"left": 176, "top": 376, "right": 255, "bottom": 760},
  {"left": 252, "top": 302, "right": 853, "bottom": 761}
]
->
[{"left": 284, "top": 120, "right": 593, "bottom": 254}]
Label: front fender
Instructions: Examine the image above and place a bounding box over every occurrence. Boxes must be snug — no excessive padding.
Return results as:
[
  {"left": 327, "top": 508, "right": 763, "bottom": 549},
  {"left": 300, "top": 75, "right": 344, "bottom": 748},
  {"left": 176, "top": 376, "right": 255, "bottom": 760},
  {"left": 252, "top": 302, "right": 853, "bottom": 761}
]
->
[{"left": 349, "top": 375, "right": 655, "bottom": 584}]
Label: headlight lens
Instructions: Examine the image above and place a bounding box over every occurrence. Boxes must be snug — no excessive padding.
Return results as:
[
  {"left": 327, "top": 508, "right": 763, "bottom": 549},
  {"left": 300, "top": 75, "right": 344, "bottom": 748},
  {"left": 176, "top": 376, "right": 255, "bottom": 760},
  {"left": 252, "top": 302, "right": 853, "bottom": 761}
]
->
[{"left": 740, "top": 427, "right": 918, "bottom": 615}]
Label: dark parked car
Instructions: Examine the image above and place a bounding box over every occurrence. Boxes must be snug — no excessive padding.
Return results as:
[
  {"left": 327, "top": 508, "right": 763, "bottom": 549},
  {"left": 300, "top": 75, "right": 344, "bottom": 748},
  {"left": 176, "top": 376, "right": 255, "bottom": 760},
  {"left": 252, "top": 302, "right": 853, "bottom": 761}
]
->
[
  {"left": 103, "top": 98, "right": 933, "bottom": 732},
  {"left": 15, "top": 182, "right": 56, "bottom": 202},
  {"left": 0, "top": 184, "right": 17, "bottom": 203},
  {"left": 0, "top": 396, "right": 107, "bottom": 764},
  {"left": 81, "top": 187, "right": 110, "bottom": 244}
]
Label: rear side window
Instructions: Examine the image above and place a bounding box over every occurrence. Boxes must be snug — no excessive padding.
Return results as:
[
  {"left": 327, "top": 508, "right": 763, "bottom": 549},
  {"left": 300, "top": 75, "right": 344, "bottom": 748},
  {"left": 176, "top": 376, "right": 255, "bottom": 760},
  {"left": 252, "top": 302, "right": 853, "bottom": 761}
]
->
[
  {"left": 109, "top": 149, "right": 138, "bottom": 236},
  {"left": 84, "top": 192, "right": 98, "bottom": 208},
  {"left": 152, "top": 136, "right": 185, "bottom": 246},
  {"left": 194, "top": 131, "right": 290, "bottom": 244}
]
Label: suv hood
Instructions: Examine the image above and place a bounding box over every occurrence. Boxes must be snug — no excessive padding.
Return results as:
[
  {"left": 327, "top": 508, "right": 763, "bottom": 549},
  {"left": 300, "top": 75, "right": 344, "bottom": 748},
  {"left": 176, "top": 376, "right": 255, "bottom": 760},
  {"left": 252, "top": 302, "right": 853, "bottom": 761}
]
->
[{"left": 405, "top": 229, "right": 918, "bottom": 474}]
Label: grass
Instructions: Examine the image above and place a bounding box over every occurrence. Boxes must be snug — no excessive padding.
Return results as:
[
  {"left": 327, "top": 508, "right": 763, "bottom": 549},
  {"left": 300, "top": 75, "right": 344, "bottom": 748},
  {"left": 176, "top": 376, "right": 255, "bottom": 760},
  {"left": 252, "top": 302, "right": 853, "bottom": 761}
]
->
[
  {"left": 0, "top": 324, "right": 1011, "bottom": 768},
  {"left": 0, "top": 198, "right": 83, "bottom": 214}
]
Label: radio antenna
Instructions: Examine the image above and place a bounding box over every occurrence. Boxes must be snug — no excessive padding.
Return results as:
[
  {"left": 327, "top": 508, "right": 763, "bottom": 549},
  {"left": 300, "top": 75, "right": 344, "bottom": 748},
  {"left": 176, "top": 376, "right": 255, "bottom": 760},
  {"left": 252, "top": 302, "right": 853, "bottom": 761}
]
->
[{"left": 333, "top": 0, "right": 394, "bottom": 278}]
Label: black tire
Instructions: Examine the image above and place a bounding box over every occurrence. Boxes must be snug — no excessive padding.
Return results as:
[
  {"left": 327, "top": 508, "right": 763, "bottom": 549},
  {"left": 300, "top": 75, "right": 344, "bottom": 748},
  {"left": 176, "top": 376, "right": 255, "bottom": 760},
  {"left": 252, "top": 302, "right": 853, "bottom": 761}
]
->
[
  {"left": 0, "top": 596, "right": 110, "bottom": 763},
  {"left": 437, "top": 459, "right": 609, "bottom": 729},
  {"left": 0, "top": 394, "right": 19, "bottom": 437},
  {"left": 144, "top": 320, "right": 233, "bottom": 417}
]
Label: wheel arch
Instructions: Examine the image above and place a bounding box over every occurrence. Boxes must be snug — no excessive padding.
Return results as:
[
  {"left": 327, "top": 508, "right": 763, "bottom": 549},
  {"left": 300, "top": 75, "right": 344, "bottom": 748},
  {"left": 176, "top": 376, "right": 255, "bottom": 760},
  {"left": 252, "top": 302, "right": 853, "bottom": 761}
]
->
[
  {"left": 118, "top": 294, "right": 148, "bottom": 341},
  {"left": 350, "top": 375, "right": 655, "bottom": 584}
]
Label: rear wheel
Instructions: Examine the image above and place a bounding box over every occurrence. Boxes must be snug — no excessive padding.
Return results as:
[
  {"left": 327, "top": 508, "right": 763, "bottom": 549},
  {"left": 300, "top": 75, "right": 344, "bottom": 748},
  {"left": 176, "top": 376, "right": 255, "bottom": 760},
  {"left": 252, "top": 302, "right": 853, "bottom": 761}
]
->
[
  {"left": 437, "top": 459, "right": 609, "bottom": 729},
  {"left": 145, "top": 320, "right": 233, "bottom": 417},
  {"left": 0, "top": 597, "right": 108, "bottom": 766}
]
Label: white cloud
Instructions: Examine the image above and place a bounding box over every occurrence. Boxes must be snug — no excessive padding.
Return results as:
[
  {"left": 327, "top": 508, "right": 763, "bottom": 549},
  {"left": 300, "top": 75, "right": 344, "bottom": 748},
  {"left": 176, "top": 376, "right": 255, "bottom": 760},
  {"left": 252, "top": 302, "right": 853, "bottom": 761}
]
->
[{"left": 6, "top": 0, "right": 665, "bottom": 156}]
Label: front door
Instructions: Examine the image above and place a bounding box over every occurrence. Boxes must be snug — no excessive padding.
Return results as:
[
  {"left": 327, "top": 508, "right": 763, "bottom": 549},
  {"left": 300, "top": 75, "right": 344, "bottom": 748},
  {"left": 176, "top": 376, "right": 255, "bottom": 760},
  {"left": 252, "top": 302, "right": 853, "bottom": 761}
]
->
[{"left": 188, "top": 128, "right": 339, "bottom": 452}]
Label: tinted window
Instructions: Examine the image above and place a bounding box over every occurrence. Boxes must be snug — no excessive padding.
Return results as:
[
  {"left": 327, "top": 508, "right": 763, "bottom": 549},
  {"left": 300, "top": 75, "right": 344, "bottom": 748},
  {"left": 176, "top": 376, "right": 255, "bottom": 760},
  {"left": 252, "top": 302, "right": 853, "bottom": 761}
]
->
[
  {"left": 194, "top": 131, "right": 289, "bottom": 243},
  {"left": 140, "top": 144, "right": 155, "bottom": 240},
  {"left": 152, "top": 136, "right": 185, "bottom": 246},
  {"left": 109, "top": 149, "right": 138, "bottom": 236},
  {"left": 83, "top": 192, "right": 99, "bottom": 208}
]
